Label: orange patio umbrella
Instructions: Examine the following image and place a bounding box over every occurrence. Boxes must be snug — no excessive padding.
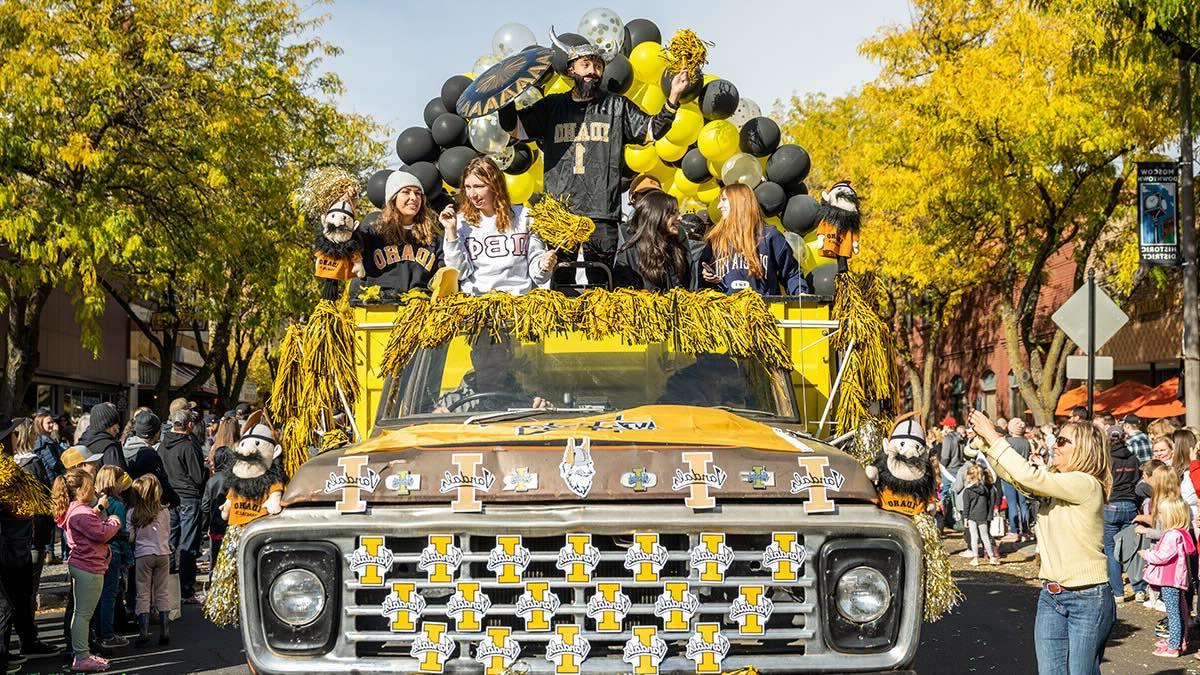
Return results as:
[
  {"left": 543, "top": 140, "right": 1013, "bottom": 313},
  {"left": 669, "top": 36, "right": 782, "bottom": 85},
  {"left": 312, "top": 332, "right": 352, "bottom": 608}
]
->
[
  {"left": 1055, "top": 386, "right": 1087, "bottom": 417},
  {"left": 1115, "top": 377, "right": 1184, "bottom": 419},
  {"left": 1055, "top": 380, "right": 1153, "bottom": 417}
]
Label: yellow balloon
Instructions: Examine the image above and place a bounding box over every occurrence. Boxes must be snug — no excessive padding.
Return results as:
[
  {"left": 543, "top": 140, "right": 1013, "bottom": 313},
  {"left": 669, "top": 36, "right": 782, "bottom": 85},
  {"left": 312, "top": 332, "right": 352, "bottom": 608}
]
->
[
  {"left": 545, "top": 74, "right": 572, "bottom": 94},
  {"left": 765, "top": 215, "right": 782, "bottom": 229},
  {"left": 630, "top": 41, "right": 667, "bottom": 84},
  {"left": 707, "top": 199, "right": 722, "bottom": 224},
  {"left": 697, "top": 120, "right": 739, "bottom": 164},
  {"left": 648, "top": 158, "right": 674, "bottom": 187},
  {"left": 707, "top": 159, "right": 721, "bottom": 178},
  {"left": 696, "top": 179, "right": 721, "bottom": 204},
  {"left": 680, "top": 197, "right": 706, "bottom": 213},
  {"left": 638, "top": 84, "right": 666, "bottom": 114},
  {"left": 702, "top": 73, "right": 720, "bottom": 85},
  {"left": 654, "top": 137, "right": 687, "bottom": 162},
  {"left": 673, "top": 169, "right": 700, "bottom": 196},
  {"left": 505, "top": 170, "right": 535, "bottom": 204},
  {"left": 626, "top": 82, "right": 648, "bottom": 101},
  {"left": 665, "top": 104, "right": 703, "bottom": 145},
  {"left": 624, "top": 144, "right": 658, "bottom": 173},
  {"left": 666, "top": 183, "right": 686, "bottom": 200}
]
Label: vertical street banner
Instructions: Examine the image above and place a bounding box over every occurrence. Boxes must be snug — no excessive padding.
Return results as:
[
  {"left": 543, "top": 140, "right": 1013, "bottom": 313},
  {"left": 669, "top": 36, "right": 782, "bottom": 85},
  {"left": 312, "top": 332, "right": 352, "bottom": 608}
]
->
[{"left": 1136, "top": 162, "right": 1180, "bottom": 266}]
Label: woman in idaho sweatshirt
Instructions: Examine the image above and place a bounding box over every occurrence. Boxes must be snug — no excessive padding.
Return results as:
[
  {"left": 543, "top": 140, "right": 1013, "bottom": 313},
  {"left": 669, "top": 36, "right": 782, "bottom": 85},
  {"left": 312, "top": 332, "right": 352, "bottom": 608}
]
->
[
  {"left": 357, "top": 170, "right": 443, "bottom": 293},
  {"left": 699, "top": 183, "right": 805, "bottom": 296},
  {"left": 440, "top": 157, "right": 553, "bottom": 295}
]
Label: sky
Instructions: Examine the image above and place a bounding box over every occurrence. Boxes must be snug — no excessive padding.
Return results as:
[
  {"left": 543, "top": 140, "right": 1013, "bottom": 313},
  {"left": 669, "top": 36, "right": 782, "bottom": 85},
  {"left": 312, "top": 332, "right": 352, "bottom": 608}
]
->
[{"left": 311, "top": 1, "right": 914, "bottom": 160}]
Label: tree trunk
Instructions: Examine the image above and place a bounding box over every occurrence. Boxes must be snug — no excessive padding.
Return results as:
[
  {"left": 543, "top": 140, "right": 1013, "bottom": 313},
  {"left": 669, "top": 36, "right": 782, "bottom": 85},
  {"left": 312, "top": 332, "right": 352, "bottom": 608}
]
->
[
  {"left": 999, "top": 300, "right": 1072, "bottom": 426},
  {"left": 0, "top": 282, "right": 51, "bottom": 416}
]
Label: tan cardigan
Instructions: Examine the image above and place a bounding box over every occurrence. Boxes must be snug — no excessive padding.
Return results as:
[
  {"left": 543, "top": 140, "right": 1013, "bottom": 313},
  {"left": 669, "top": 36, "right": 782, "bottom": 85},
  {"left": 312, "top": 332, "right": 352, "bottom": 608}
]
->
[{"left": 983, "top": 439, "right": 1108, "bottom": 587}]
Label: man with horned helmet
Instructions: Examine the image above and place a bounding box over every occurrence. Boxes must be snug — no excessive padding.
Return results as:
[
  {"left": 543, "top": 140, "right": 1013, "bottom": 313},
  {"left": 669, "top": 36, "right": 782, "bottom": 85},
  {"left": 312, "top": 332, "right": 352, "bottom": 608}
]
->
[{"left": 516, "top": 29, "right": 690, "bottom": 285}]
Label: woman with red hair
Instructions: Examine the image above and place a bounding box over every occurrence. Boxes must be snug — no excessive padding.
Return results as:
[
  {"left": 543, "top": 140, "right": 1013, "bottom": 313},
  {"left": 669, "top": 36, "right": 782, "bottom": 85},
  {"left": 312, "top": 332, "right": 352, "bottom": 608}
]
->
[{"left": 699, "top": 183, "right": 804, "bottom": 296}]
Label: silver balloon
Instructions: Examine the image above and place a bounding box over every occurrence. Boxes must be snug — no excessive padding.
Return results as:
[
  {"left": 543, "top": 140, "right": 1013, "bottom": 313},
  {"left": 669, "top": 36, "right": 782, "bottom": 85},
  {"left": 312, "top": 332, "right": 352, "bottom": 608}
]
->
[
  {"left": 720, "top": 152, "right": 765, "bottom": 187},
  {"left": 491, "top": 23, "right": 537, "bottom": 57},
  {"left": 468, "top": 113, "right": 509, "bottom": 154},
  {"left": 490, "top": 146, "right": 516, "bottom": 171},
  {"left": 728, "top": 97, "right": 762, "bottom": 129},
  {"left": 577, "top": 7, "right": 624, "bottom": 60},
  {"left": 473, "top": 52, "right": 502, "bottom": 75},
  {"left": 514, "top": 86, "right": 543, "bottom": 111}
]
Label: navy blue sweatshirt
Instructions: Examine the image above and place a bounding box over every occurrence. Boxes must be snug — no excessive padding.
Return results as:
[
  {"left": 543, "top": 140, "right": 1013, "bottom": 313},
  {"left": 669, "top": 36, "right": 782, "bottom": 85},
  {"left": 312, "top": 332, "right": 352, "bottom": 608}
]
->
[{"left": 700, "top": 227, "right": 806, "bottom": 296}]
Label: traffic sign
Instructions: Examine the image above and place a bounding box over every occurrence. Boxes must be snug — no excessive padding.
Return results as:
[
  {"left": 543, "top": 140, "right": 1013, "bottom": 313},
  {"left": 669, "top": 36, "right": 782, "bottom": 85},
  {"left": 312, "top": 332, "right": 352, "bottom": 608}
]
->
[
  {"left": 1051, "top": 284, "right": 1129, "bottom": 354},
  {"left": 1067, "top": 355, "right": 1113, "bottom": 381}
]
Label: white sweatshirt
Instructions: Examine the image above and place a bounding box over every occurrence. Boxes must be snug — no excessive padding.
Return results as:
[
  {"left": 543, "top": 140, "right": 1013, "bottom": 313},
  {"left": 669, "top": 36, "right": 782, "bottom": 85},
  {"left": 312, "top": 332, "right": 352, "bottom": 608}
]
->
[{"left": 443, "top": 205, "right": 552, "bottom": 295}]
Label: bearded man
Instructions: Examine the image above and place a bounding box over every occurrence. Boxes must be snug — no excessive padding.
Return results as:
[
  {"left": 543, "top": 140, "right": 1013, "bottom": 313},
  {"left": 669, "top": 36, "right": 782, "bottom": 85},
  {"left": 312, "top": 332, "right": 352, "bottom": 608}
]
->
[{"left": 516, "top": 32, "right": 689, "bottom": 284}]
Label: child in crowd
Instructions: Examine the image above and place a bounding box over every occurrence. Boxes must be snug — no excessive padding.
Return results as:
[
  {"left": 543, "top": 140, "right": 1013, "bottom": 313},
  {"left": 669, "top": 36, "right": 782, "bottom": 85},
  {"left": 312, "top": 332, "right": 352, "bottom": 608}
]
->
[
  {"left": 53, "top": 468, "right": 121, "bottom": 673},
  {"left": 1134, "top": 460, "right": 1166, "bottom": 605},
  {"left": 1141, "top": 496, "right": 1196, "bottom": 657},
  {"left": 94, "top": 465, "right": 133, "bottom": 650},
  {"left": 127, "top": 474, "right": 172, "bottom": 646},
  {"left": 961, "top": 463, "right": 1000, "bottom": 566}
]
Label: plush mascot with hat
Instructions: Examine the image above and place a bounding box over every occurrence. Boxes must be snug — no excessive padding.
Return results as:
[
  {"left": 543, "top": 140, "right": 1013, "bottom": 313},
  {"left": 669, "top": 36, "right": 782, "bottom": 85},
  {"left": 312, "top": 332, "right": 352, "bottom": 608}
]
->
[
  {"left": 866, "top": 417, "right": 937, "bottom": 516},
  {"left": 815, "top": 180, "right": 861, "bottom": 274},
  {"left": 203, "top": 411, "right": 287, "bottom": 626}
]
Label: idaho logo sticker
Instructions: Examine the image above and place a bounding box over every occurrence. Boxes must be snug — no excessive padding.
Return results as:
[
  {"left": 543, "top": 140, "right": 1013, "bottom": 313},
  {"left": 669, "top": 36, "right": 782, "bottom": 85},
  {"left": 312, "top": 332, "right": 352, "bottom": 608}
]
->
[
  {"left": 672, "top": 451, "right": 727, "bottom": 509},
  {"left": 440, "top": 453, "right": 495, "bottom": 513},
  {"left": 384, "top": 470, "right": 421, "bottom": 495},
  {"left": 502, "top": 466, "right": 538, "bottom": 492},
  {"left": 545, "top": 624, "right": 590, "bottom": 675},
  {"left": 515, "top": 581, "right": 560, "bottom": 632},
  {"left": 474, "top": 626, "right": 521, "bottom": 675},
  {"left": 410, "top": 621, "right": 455, "bottom": 673},
  {"left": 446, "top": 581, "right": 491, "bottom": 632},
  {"left": 622, "top": 626, "right": 668, "bottom": 675},
  {"left": 349, "top": 535, "right": 393, "bottom": 587},
  {"left": 762, "top": 532, "right": 807, "bottom": 582},
  {"left": 686, "top": 623, "right": 730, "bottom": 673},
  {"left": 740, "top": 465, "right": 775, "bottom": 489},
  {"left": 557, "top": 533, "right": 601, "bottom": 583},
  {"left": 586, "top": 582, "right": 632, "bottom": 632},
  {"left": 790, "top": 456, "right": 844, "bottom": 514},
  {"left": 417, "top": 534, "right": 464, "bottom": 583},
  {"left": 326, "top": 456, "right": 380, "bottom": 513},
  {"left": 690, "top": 533, "right": 735, "bottom": 582},
  {"left": 487, "top": 535, "right": 532, "bottom": 584},
  {"left": 728, "top": 585, "right": 774, "bottom": 636},
  {"left": 621, "top": 467, "right": 657, "bottom": 492},
  {"left": 559, "top": 438, "right": 596, "bottom": 498},
  {"left": 380, "top": 582, "right": 425, "bottom": 633},
  {"left": 623, "top": 533, "right": 670, "bottom": 582},
  {"left": 654, "top": 581, "right": 700, "bottom": 632}
]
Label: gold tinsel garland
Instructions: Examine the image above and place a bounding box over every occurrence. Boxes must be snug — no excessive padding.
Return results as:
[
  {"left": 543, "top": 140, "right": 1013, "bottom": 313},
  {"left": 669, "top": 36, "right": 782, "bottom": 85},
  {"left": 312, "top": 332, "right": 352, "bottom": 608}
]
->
[
  {"left": 830, "top": 272, "right": 894, "bottom": 434},
  {"left": 266, "top": 323, "right": 304, "bottom": 424},
  {"left": 378, "top": 288, "right": 793, "bottom": 377},
  {"left": 914, "top": 512, "right": 963, "bottom": 622},
  {"left": 0, "top": 453, "right": 50, "bottom": 517},
  {"left": 662, "top": 29, "right": 711, "bottom": 79},
  {"left": 527, "top": 194, "right": 595, "bottom": 251},
  {"left": 294, "top": 167, "right": 359, "bottom": 218},
  {"left": 201, "top": 523, "right": 243, "bottom": 627}
]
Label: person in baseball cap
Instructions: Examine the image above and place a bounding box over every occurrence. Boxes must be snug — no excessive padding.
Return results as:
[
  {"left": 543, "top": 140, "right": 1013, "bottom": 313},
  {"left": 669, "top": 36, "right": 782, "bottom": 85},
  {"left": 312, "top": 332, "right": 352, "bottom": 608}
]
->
[
  {"left": 628, "top": 174, "right": 663, "bottom": 209},
  {"left": 60, "top": 445, "right": 103, "bottom": 474}
]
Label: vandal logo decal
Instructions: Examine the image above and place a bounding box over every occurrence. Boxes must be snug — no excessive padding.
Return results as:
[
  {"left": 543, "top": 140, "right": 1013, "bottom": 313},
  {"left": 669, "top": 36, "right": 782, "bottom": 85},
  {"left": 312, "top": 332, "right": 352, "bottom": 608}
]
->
[
  {"left": 417, "top": 534, "right": 463, "bottom": 583},
  {"left": 380, "top": 582, "right": 425, "bottom": 633},
  {"left": 440, "top": 453, "right": 494, "bottom": 513},
  {"left": 790, "top": 456, "right": 844, "bottom": 514},
  {"left": 621, "top": 467, "right": 657, "bottom": 492},
  {"left": 762, "top": 532, "right": 806, "bottom": 582},
  {"left": 690, "top": 533, "right": 735, "bottom": 582},
  {"left": 486, "top": 535, "right": 532, "bottom": 584},
  {"left": 622, "top": 626, "right": 668, "bottom": 675},
  {"left": 686, "top": 623, "right": 730, "bottom": 673},
  {"left": 474, "top": 626, "right": 521, "bottom": 675},
  {"left": 558, "top": 438, "right": 596, "bottom": 498},
  {"left": 326, "top": 456, "right": 380, "bottom": 513},
  {"left": 728, "top": 585, "right": 774, "bottom": 635},
  {"left": 515, "top": 414, "right": 657, "bottom": 436},
  {"left": 557, "top": 533, "right": 601, "bottom": 582},
  {"left": 623, "top": 533, "right": 670, "bottom": 582},
  {"left": 446, "top": 581, "right": 491, "bottom": 632},
  {"left": 544, "top": 624, "right": 590, "bottom": 674},
  {"left": 672, "top": 451, "right": 727, "bottom": 509},
  {"left": 384, "top": 470, "right": 421, "bottom": 494},
  {"left": 515, "top": 581, "right": 560, "bottom": 632},
  {"left": 502, "top": 466, "right": 538, "bottom": 492},
  {"left": 740, "top": 465, "right": 775, "bottom": 489},
  {"left": 409, "top": 621, "right": 455, "bottom": 673},
  {"left": 654, "top": 581, "right": 700, "bottom": 631},
  {"left": 348, "top": 536, "right": 392, "bottom": 587},
  {"left": 586, "top": 582, "right": 632, "bottom": 632}
]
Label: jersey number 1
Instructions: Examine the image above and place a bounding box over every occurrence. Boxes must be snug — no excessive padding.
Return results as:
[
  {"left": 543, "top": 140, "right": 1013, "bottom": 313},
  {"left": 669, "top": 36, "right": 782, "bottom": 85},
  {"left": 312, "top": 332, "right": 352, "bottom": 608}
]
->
[{"left": 573, "top": 143, "right": 585, "bottom": 175}]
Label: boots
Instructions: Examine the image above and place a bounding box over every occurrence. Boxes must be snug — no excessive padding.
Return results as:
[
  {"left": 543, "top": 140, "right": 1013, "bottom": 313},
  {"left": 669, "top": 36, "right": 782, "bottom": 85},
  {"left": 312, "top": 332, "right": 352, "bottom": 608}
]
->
[
  {"left": 157, "top": 611, "right": 170, "bottom": 646},
  {"left": 136, "top": 613, "right": 150, "bottom": 646}
]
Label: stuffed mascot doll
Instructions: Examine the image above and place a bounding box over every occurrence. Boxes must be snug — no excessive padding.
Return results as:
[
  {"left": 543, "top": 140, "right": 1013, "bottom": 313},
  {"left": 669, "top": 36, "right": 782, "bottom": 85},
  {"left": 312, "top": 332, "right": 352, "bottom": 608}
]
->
[
  {"left": 202, "top": 411, "right": 287, "bottom": 626},
  {"left": 314, "top": 188, "right": 365, "bottom": 299},
  {"left": 865, "top": 418, "right": 936, "bottom": 516},
  {"left": 815, "top": 181, "right": 861, "bottom": 274}
]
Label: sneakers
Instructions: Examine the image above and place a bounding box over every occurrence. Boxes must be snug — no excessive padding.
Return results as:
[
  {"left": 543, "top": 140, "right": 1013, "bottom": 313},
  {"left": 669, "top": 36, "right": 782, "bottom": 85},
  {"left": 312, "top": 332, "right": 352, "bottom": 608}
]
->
[
  {"left": 21, "top": 641, "right": 57, "bottom": 657},
  {"left": 98, "top": 635, "right": 129, "bottom": 649},
  {"left": 1154, "top": 645, "right": 1181, "bottom": 658},
  {"left": 71, "top": 655, "right": 110, "bottom": 672},
  {"left": 1156, "top": 618, "right": 1169, "bottom": 638},
  {"left": 1153, "top": 599, "right": 1166, "bottom": 612},
  {"left": 1135, "top": 591, "right": 1148, "bottom": 603},
  {"left": 182, "top": 595, "right": 202, "bottom": 605},
  {"left": 969, "top": 557, "right": 980, "bottom": 567},
  {"left": 989, "top": 557, "right": 1001, "bottom": 565},
  {"left": 958, "top": 549, "right": 976, "bottom": 558}
]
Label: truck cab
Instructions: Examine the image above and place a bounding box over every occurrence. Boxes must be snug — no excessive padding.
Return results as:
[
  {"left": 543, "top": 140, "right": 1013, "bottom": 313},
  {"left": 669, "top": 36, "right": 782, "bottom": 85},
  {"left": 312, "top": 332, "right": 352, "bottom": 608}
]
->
[{"left": 237, "top": 296, "right": 922, "bottom": 674}]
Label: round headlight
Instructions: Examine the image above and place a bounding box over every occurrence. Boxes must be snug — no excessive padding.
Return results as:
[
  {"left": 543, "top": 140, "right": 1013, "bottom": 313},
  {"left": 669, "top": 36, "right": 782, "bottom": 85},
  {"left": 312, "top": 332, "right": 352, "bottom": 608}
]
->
[
  {"left": 269, "top": 568, "right": 325, "bottom": 626},
  {"left": 834, "top": 566, "right": 891, "bottom": 623}
]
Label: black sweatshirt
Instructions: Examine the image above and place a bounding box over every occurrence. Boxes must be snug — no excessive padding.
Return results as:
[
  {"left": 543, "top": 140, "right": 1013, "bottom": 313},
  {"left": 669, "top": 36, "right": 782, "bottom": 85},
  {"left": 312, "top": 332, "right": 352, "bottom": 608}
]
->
[
  {"left": 160, "top": 430, "right": 206, "bottom": 499},
  {"left": 1108, "top": 439, "right": 1140, "bottom": 504}
]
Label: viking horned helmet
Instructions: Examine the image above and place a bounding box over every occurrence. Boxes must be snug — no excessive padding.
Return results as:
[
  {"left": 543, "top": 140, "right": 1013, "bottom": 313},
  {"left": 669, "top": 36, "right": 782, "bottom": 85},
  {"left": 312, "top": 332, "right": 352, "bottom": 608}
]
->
[{"left": 548, "top": 26, "right": 609, "bottom": 64}]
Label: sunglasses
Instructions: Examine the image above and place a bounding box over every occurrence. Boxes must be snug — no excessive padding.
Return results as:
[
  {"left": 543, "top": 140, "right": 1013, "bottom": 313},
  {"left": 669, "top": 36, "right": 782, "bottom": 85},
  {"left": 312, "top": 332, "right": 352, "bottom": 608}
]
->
[{"left": 1055, "top": 435, "right": 1071, "bottom": 448}]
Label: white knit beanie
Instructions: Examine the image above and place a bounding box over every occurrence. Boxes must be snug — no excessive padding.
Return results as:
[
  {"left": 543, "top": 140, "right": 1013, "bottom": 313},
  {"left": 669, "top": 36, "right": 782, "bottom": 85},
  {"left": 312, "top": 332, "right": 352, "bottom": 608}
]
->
[{"left": 384, "top": 170, "right": 423, "bottom": 205}]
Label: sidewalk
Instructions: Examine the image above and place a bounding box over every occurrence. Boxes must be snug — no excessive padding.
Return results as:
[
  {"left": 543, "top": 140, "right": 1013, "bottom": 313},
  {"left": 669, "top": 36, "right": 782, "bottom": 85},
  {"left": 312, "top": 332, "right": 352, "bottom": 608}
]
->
[{"left": 37, "top": 554, "right": 213, "bottom": 612}]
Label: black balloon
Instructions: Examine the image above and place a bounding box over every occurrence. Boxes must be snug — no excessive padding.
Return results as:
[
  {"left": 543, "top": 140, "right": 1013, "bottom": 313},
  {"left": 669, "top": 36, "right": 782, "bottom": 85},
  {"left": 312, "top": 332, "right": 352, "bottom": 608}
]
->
[
  {"left": 699, "top": 79, "right": 739, "bottom": 120},
  {"left": 781, "top": 194, "right": 820, "bottom": 234},
  {"left": 430, "top": 191, "right": 455, "bottom": 214},
  {"left": 740, "top": 117, "right": 781, "bottom": 157},
  {"left": 766, "top": 144, "right": 812, "bottom": 185},
  {"left": 431, "top": 112, "right": 468, "bottom": 148},
  {"left": 438, "top": 146, "right": 480, "bottom": 189},
  {"left": 366, "top": 169, "right": 393, "bottom": 209},
  {"left": 440, "top": 75, "right": 472, "bottom": 112},
  {"left": 660, "top": 68, "right": 704, "bottom": 103},
  {"left": 681, "top": 148, "right": 711, "bottom": 183},
  {"left": 783, "top": 178, "right": 808, "bottom": 197},
  {"left": 504, "top": 142, "right": 534, "bottom": 175},
  {"left": 401, "top": 161, "right": 443, "bottom": 197},
  {"left": 601, "top": 53, "right": 634, "bottom": 95},
  {"left": 423, "top": 97, "right": 448, "bottom": 129},
  {"left": 360, "top": 210, "right": 380, "bottom": 231},
  {"left": 755, "top": 181, "right": 787, "bottom": 217},
  {"left": 810, "top": 263, "right": 837, "bottom": 297},
  {"left": 395, "top": 126, "right": 437, "bottom": 165},
  {"left": 622, "top": 19, "right": 661, "bottom": 52},
  {"left": 550, "top": 32, "right": 589, "bottom": 76}
]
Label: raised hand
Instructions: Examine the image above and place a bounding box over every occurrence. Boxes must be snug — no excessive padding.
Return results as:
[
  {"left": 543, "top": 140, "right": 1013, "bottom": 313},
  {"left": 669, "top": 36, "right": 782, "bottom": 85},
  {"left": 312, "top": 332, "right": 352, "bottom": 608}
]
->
[{"left": 668, "top": 71, "right": 690, "bottom": 105}]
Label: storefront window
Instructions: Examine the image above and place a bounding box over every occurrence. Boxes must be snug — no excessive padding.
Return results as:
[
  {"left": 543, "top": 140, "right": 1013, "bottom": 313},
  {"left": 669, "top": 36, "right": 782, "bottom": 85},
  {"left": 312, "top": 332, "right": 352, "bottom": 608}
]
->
[{"left": 979, "top": 371, "right": 997, "bottom": 418}]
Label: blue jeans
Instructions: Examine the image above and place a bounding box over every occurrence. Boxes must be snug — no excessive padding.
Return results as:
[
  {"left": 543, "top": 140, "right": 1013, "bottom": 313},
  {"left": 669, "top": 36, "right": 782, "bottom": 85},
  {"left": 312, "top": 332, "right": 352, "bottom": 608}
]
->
[
  {"left": 1034, "top": 583, "right": 1115, "bottom": 675},
  {"left": 1002, "top": 481, "right": 1029, "bottom": 535},
  {"left": 1101, "top": 501, "right": 1138, "bottom": 598},
  {"left": 169, "top": 498, "right": 202, "bottom": 598},
  {"left": 96, "top": 561, "right": 124, "bottom": 640}
]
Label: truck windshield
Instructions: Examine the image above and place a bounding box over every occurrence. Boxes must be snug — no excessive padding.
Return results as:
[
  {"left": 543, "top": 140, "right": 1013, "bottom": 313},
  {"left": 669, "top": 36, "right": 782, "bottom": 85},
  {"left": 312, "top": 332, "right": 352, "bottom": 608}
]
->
[{"left": 380, "top": 330, "right": 797, "bottom": 421}]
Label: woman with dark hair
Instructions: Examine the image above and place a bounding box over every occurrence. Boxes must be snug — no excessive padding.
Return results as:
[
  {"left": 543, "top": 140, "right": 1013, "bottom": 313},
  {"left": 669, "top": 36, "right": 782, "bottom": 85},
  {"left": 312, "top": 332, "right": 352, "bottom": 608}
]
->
[
  {"left": 439, "top": 156, "right": 553, "bottom": 295},
  {"left": 613, "top": 190, "right": 692, "bottom": 291},
  {"left": 699, "top": 183, "right": 805, "bottom": 296},
  {"left": 357, "top": 171, "right": 443, "bottom": 292}
]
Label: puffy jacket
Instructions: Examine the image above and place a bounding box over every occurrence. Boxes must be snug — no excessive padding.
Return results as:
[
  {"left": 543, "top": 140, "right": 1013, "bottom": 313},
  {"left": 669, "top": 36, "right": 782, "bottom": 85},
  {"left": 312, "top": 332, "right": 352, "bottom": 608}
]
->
[
  {"left": 961, "top": 482, "right": 994, "bottom": 523},
  {"left": 121, "top": 436, "right": 180, "bottom": 507},
  {"left": 1143, "top": 527, "right": 1197, "bottom": 590},
  {"left": 80, "top": 427, "right": 126, "bottom": 471},
  {"left": 33, "top": 434, "right": 65, "bottom": 483},
  {"left": 57, "top": 500, "right": 120, "bottom": 575}
]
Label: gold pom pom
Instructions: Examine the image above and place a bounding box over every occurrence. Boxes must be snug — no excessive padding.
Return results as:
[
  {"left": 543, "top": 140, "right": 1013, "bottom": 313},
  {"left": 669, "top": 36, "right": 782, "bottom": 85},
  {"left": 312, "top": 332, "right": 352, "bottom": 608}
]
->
[
  {"left": 914, "top": 512, "right": 963, "bottom": 622},
  {"left": 295, "top": 167, "right": 359, "bottom": 218},
  {"left": 831, "top": 272, "right": 894, "bottom": 434},
  {"left": 527, "top": 193, "right": 596, "bottom": 251},
  {"left": 662, "top": 29, "right": 712, "bottom": 79},
  {"left": 0, "top": 454, "right": 50, "bottom": 517},
  {"left": 202, "top": 524, "right": 244, "bottom": 626}
]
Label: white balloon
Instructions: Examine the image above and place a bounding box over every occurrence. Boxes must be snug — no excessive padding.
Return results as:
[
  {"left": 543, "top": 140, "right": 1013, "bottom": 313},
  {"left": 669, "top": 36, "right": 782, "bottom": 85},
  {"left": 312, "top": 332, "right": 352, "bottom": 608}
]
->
[
  {"left": 490, "top": 146, "right": 516, "bottom": 171},
  {"left": 728, "top": 97, "right": 762, "bottom": 130},
  {"left": 468, "top": 113, "right": 509, "bottom": 154},
  {"left": 578, "top": 7, "right": 624, "bottom": 60},
  {"left": 473, "top": 52, "right": 502, "bottom": 75},
  {"left": 721, "top": 152, "right": 765, "bottom": 188},
  {"left": 514, "top": 86, "right": 543, "bottom": 111},
  {"left": 491, "top": 23, "right": 537, "bottom": 57}
]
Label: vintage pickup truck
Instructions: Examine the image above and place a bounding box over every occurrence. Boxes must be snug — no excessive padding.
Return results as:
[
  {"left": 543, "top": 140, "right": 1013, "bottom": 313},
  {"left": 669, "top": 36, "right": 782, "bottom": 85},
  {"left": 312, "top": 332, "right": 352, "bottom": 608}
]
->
[{"left": 236, "top": 296, "right": 922, "bottom": 674}]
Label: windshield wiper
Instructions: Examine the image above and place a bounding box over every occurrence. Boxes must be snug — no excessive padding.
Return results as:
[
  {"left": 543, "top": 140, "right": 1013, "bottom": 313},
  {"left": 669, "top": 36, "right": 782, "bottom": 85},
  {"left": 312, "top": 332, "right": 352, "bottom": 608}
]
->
[
  {"left": 710, "top": 405, "right": 779, "bottom": 418},
  {"left": 464, "top": 406, "right": 605, "bottom": 426}
]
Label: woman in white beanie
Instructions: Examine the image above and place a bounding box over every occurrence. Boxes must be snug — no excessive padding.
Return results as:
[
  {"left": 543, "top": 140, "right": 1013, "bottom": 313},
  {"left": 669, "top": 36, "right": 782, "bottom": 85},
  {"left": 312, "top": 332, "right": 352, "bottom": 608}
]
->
[{"left": 357, "top": 171, "right": 443, "bottom": 292}]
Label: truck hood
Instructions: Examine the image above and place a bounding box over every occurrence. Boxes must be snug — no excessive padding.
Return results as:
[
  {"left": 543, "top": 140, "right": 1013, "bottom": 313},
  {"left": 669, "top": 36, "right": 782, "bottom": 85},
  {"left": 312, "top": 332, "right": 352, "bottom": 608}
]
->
[{"left": 282, "top": 405, "right": 878, "bottom": 508}]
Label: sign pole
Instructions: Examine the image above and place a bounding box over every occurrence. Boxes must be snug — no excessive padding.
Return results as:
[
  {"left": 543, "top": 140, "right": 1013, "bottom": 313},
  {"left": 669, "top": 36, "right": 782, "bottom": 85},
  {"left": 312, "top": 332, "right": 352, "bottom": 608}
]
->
[
  {"left": 1180, "top": 59, "right": 1199, "bottom": 429},
  {"left": 1087, "top": 268, "right": 1096, "bottom": 417}
]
